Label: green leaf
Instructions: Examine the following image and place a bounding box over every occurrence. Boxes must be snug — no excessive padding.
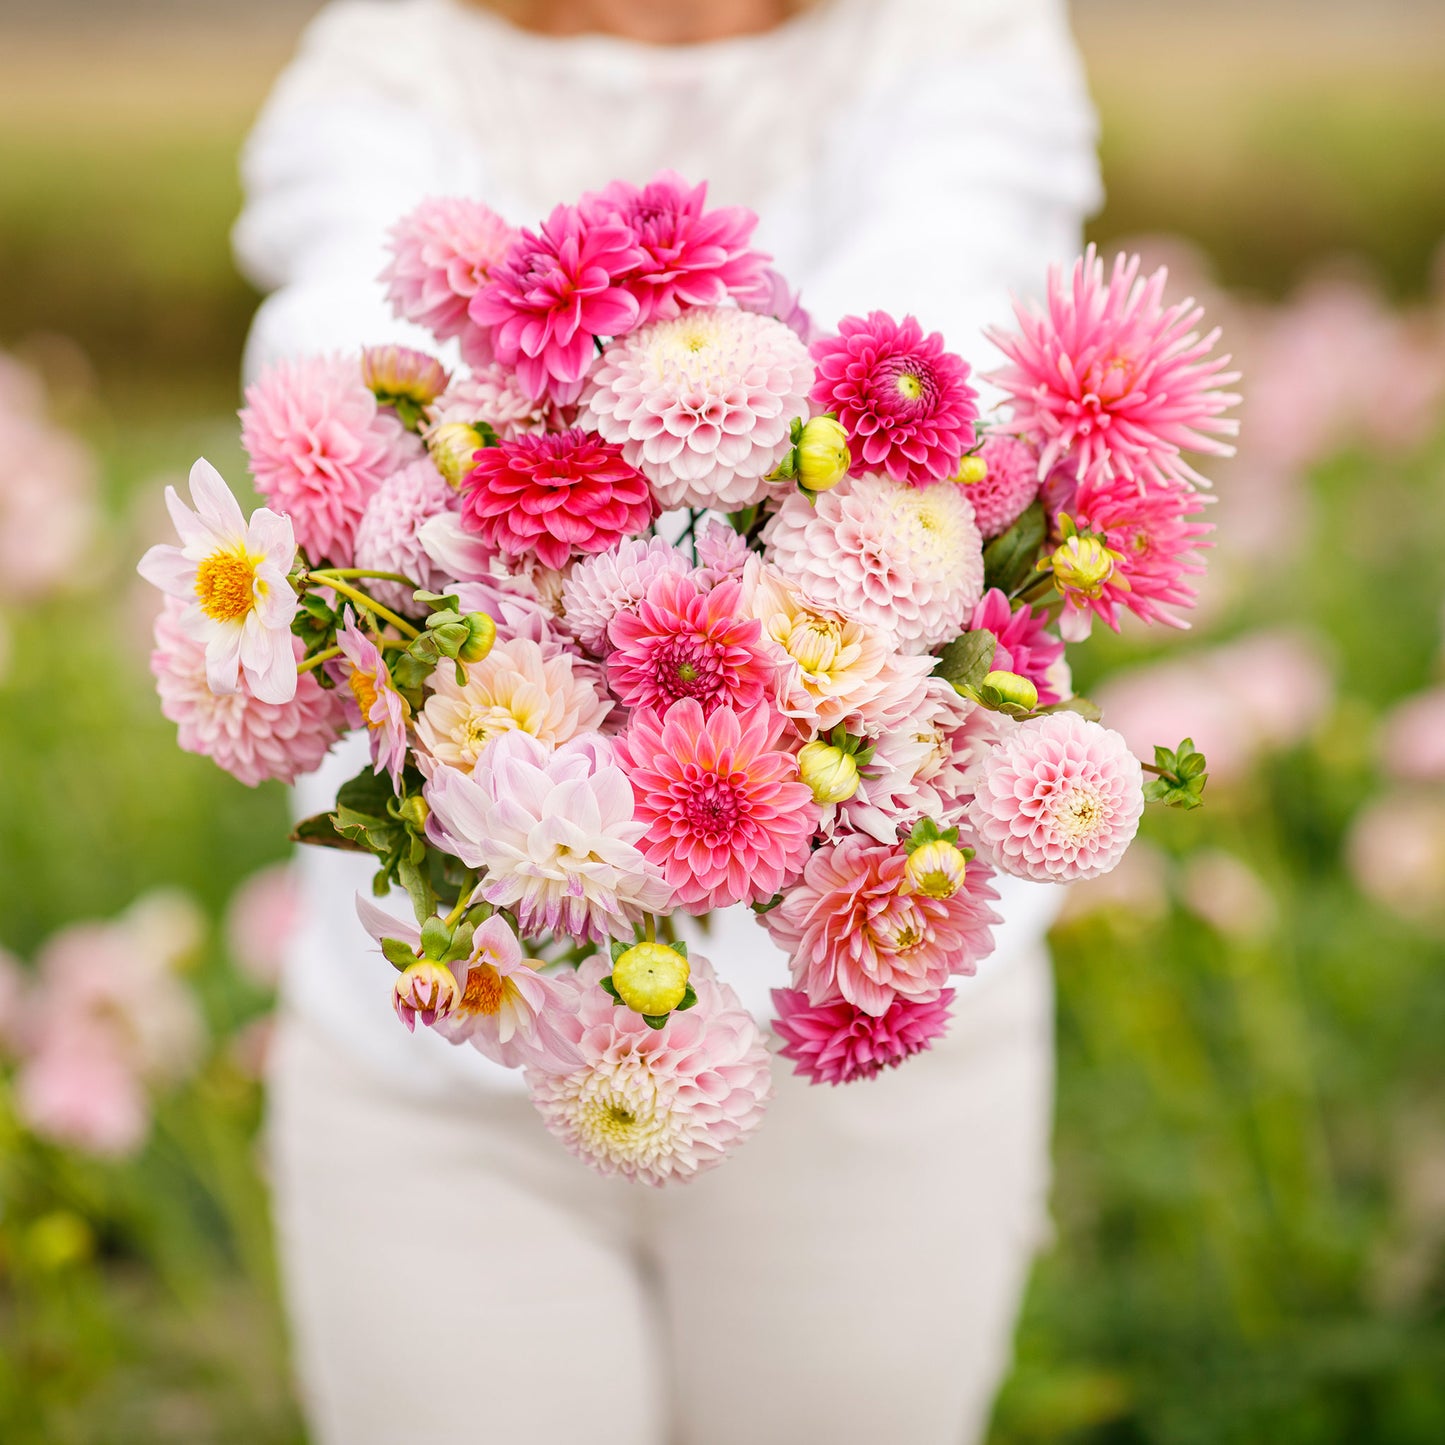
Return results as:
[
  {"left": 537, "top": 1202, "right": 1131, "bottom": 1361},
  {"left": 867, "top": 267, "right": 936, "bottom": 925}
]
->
[
  {"left": 934, "top": 629, "right": 998, "bottom": 694},
  {"left": 290, "top": 812, "right": 370, "bottom": 852},
  {"left": 641, "top": 1014, "right": 669, "bottom": 1030},
  {"left": 598, "top": 974, "right": 621, "bottom": 1001},
  {"left": 675, "top": 984, "right": 699, "bottom": 1013},
  {"left": 750, "top": 893, "right": 785, "bottom": 915},
  {"left": 982, "top": 499, "right": 1047, "bottom": 597},
  {"left": 336, "top": 767, "right": 396, "bottom": 817},
  {"left": 380, "top": 937, "right": 417, "bottom": 971},
  {"left": 1039, "top": 696, "right": 1103, "bottom": 723}
]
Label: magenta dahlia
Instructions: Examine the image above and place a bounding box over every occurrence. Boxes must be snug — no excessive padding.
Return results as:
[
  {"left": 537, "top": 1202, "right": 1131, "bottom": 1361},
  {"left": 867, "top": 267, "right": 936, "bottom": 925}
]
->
[
  {"left": 770, "top": 987, "right": 956, "bottom": 1086},
  {"left": 968, "top": 589, "right": 1066, "bottom": 706},
  {"left": 964, "top": 434, "right": 1042, "bottom": 538},
  {"left": 809, "top": 311, "right": 978, "bottom": 486},
  {"left": 460, "top": 428, "right": 654, "bottom": 571},
  {"left": 986, "top": 246, "right": 1241, "bottom": 491},
  {"left": 615, "top": 699, "right": 819, "bottom": 914}
]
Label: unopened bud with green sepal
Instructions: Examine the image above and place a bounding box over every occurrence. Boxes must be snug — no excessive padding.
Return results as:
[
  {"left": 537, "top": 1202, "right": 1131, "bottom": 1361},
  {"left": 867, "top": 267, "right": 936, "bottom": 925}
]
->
[
  {"left": 1142, "top": 737, "right": 1209, "bottom": 810},
  {"left": 600, "top": 938, "right": 697, "bottom": 1026}
]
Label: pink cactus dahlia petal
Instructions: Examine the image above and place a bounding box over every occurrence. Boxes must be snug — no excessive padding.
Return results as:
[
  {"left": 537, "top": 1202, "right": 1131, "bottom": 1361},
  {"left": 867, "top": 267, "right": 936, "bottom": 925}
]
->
[
  {"left": 965, "top": 712, "right": 1144, "bottom": 882},
  {"left": 986, "top": 245, "right": 1242, "bottom": 491},
  {"left": 615, "top": 700, "right": 820, "bottom": 914},
  {"left": 809, "top": 311, "right": 978, "bottom": 486},
  {"left": 770, "top": 986, "right": 956, "bottom": 1086},
  {"left": 352, "top": 459, "right": 457, "bottom": 610},
  {"left": 967, "top": 589, "right": 1066, "bottom": 707},
  {"left": 963, "top": 434, "right": 1043, "bottom": 539}
]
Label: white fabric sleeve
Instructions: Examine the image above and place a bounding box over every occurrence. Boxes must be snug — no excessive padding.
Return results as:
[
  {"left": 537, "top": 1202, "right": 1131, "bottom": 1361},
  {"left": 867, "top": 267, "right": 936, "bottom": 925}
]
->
[{"left": 232, "top": 0, "right": 488, "bottom": 382}]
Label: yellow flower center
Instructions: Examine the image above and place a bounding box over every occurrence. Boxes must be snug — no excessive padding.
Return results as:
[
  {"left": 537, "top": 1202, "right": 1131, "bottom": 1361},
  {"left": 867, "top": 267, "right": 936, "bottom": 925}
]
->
[
  {"left": 895, "top": 372, "right": 924, "bottom": 401},
  {"left": 461, "top": 962, "right": 505, "bottom": 1017},
  {"left": 194, "top": 548, "right": 258, "bottom": 624},
  {"left": 349, "top": 668, "right": 380, "bottom": 721},
  {"left": 784, "top": 615, "right": 844, "bottom": 676}
]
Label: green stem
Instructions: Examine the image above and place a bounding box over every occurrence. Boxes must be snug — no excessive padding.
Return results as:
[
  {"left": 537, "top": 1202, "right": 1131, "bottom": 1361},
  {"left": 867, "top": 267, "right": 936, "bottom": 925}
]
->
[
  {"left": 445, "top": 874, "right": 478, "bottom": 928},
  {"left": 1016, "top": 573, "right": 1058, "bottom": 606},
  {"left": 311, "top": 567, "right": 420, "bottom": 588},
  {"left": 297, "top": 645, "right": 341, "bottom": 675},
  {"left": 314, "top": 576, "right": 421, "bottom": 639}
]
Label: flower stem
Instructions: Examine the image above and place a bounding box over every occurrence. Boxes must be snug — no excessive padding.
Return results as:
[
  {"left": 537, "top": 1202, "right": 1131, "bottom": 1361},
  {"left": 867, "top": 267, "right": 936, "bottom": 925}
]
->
[
  {"left": 311, "top": 567, "right": 421, "bottom": 588},
  {"left": 297, "top": 645, "right": 341, "bottom": 675},
  {"left": 445, "top": 874, "right": 478, "bottom": 928},
  {"left": 313, "top": 576, "right": 421, "bottom": 639}
]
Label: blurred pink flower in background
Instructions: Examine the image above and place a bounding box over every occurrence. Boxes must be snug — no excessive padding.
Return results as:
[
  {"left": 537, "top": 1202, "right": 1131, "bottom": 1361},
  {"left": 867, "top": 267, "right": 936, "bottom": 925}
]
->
[
  {"left": 225, "top": 863, "right": 300, "bottom": 989},
  {"left": 1379, "top": 687, "right": 1445, "bottom": 784},
  {"left": 1347, "top": 791, "right": 1445, "bottom": 933},
  {"left": 1179, "top": 849, "right": 1279, "bottom": 940}
]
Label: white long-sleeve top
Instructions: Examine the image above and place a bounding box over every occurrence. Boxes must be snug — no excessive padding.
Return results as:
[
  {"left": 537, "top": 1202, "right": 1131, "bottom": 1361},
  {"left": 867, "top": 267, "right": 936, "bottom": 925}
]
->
[{"left": 233, "top": 0, "right": 1102, "bottom": 1099}]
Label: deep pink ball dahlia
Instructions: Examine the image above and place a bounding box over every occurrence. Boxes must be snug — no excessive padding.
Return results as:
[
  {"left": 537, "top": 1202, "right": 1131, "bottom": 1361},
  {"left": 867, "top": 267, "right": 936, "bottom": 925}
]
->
[
  {"left": 469, "top": 203, "right": 645, "bottom": 405},
  {"left": 965, "top": 434, "right": 1042, "bottom": 539},
  {"left": 460, "top": 428, "right": 654, "bottom": 571},
  {"left": 770, "top": 987, "right": 956, "bottom": 1086},
  {"left": 615, "top": 700, "right": 819, "bottom": 914},
  {"left": 968, "top": 589, "right": 1066, "bottom": 707},
  {"left": 810, "top": 311, "right": 978, "bottom": 486}
]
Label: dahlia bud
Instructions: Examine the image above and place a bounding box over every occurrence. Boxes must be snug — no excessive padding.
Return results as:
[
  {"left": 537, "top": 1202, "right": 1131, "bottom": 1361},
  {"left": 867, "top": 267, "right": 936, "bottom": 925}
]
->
[
  {"left": 953, "top": 454, "right": 988, "bottom": 486},
  {"left": 426, "top": 421, "right": 488, "bottom": 488},
  {"left": 982, "top": 669, "right": 1039, "bottom": 712},
  {"left": 904, "top": 839, "right": 969, "bottom": 899},
  {"left": 795, "top": 415, "right": 851, "bottom": 492},
  {"left": 1043, "top": 530, "right": 1123, "bottom": 601},
  {"left": 392, "top": 960, "right": 460, "bottom": 1033},
  {"left": 362, "top": 345, "right": 450, "bottom": 428},
  {"left": 395, "top": 794, "right": 429, "bottom": 832},
  {"left": 458, "top": 611, "right": 496, "bottom": 664},
  {"left": 609, "top": 941, "right": 691, "bottom": 1017},
  {"left": 798, "top": 740, "right": 860, "bottom": 804}
]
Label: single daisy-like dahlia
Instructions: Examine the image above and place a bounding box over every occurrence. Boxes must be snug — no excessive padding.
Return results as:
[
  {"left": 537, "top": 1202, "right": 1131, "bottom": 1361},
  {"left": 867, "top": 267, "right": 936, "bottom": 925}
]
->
[
  {"left": 616, "top": 699, "right": 820, "bottom": 914},
  {"left": 524, "top": 953, "right": 772, "bottom": 1186},
  {"left": 415, "top": 634, "right": 611, "bottom": 777},
  {"left": 763, "top": 834, "right": 1000, "bottom": 1016},
  {"left": 469, "top": 203, "right": 644, "bottom": 404},
  {"left": 986, "top": 246, "right": 1241, "bottom": 491},
  {"left": 352, "top": 459, "right": 456, "bottom": 611},
  {"left": 607, "top": 573, "right": 775, "bottom": 717},
  {"left": 581, "top": 171, "right": 770, "bottom": 324},
  {"left": 381, "top": 196, "right": 518, "bottom": 365},
  {"left": 763, "top": 473, "right": 985, "bottom": 650},
  {"left": 967, "top": 589, "right": 1066, "bottom": 707},
  {"left": 335, "top": 611, "right": 410, "bottom": 790},
  {"left": 965, "top": 712, "right": 1144, "bottom": 882},
  {"left": 424, "top": 731, "right": 673, "bottom": 943},
  {"left": 461, "top": 428, "right": 654, "bottom": 572},
  {"left": 137, "top": 458, "right": 300, "bottom": 703},
  {"left": 580, "top": 307, "right": 813, "bottom": 511},
  {"left": 770, "top": 986, "right": 956, "bottom": 1086},
  {"left": 961, "top": 434, "right": 1042, "bottom": 539},
  {"left": 560, "top": 535, "right": 692, "bottom": 655},
  {"left": 810, "top": 311, "right": 978, "bottom": 486},
  {"left": 240, "top": 353, "right": 415, "bottom": 566},
  {"left": 150, "top": 597, "right": 345, "bottom": 786}
]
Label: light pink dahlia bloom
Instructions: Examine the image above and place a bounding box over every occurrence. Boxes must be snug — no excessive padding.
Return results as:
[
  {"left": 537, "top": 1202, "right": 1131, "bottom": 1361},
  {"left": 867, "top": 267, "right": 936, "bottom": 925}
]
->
[
  {"left": 524, "top": 953, "right": 772, "bottom": 1186},
  {"left": 607, "top": 573, "right": 775, "bottom": 718},
  {"left": 151, "top": 598, "right": 344, "bottom": 786},
  {"left": 336, "top": 611, "right": 410, "bottom": 791},
  {"left": 425, "top": 731, "right": 673, "bottom": 943},
  {"left": 964, "top": 434, "right": 1042, "bottom": 538},
  {"left": 968, "top": 589, "right": 1066, "bottom": 707},
  {"left": 693, "top": 519, "right": 751, "bottom": 583},
  {"left": 986, "top": 246, "right": 1241, "bottom": 491},
  {"left": 770, "top": 986, "right": 955, "bottom": 1086},
  {"left": 240, "top": 353, "right": 415, "bottom": 566},
  {"left": 381, "top": 196, "right": 518, "bottom": 365},
  {"left": 352, "top": 459, "right": 456, "bottom": 611},
  {"left": 615, "top": 700, "right": 819, "bottom": 914},
  {"left": 581, "top": 307, "right": 812, "bottom": 511},
  {"left": 425, "top": 363, "right": 553, "bottom": 441},
  {"left": 810, "top": 311, "right": 977, "bottom": 486},
  {"left": 559, "top": 535, "right": 692, "bottom": 655},
  {"left": 965, "top": 712, "right": 1144, "bottom": 882},
  {"left": 735, "top": 266, "right": 818, "bottom": 345},
  {"left": 764, "top": 835, "right": 1000, "bottom": 1016},
  {"left": 763, "top": 473, "right": 985, "bottom": 651}
]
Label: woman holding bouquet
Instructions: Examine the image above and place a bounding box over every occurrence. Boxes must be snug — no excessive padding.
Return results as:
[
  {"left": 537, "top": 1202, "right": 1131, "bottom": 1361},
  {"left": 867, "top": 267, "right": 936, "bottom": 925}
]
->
[{"left": 234, "top": 1, "right": 1101, "bottom": 1441}]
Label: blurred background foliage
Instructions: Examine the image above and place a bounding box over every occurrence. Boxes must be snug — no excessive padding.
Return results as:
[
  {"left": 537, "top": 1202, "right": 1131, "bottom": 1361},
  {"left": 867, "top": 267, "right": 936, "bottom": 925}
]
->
[{"left": 1, "top": 2, "right": 1443, "bottom": 1441}]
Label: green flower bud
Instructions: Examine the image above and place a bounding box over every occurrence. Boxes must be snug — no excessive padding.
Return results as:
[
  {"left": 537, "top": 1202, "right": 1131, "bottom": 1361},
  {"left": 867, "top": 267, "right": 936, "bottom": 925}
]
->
[
  {"left": 953, "top": 454, "right": 988, "bottom": 485},
  {"left": 982, "top": 669, "right": 1039, "bottom": 712},
  {"left": 798, "top": 740, "right": 861, "bottom": 805},
  {"left": 904, "top": 839, "right": 969, "bottom": 900},
  {"left": 459, "top": 611, "right": 496, "bottom": 664},
  {"left": 610, "top": 941, "right": 691, "bottom": 1016},
  {"left": 795, "top": 415, "right": 851, "bottom": 492},
  {"left": 1044, "top": 531, "right": 1123, "bottom": 600},
  {"left": 426, "top": 421, "right": 487, "bottom": 489}
]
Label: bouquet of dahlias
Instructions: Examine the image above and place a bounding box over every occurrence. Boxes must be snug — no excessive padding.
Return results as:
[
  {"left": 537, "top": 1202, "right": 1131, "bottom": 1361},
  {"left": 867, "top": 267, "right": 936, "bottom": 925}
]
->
[{"left": 138, "top": 174, "right": 1238, "bottom": 1185}]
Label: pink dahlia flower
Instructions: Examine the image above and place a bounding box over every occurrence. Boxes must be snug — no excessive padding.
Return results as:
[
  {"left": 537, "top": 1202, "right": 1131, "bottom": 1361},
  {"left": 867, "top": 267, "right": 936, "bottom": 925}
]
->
[
  {"left": 381, "top": 196, "right": 517, "bottom": 365},
  {"left": 469, "top": 202, "right": 644, "bottom": 404},
  {"left": 966, "top": 712, "right": 1144, "bottom": 882},
  {"left": 559, "top": 536, "right": 692, "bottom": 655},
  {"left": 607, "top": 573, "right": 775, "bottom": 718},
  {"left": 968, "top": 589, "right": 1066, "bottom": 707},
  {"left": 461, "top": 428, "right": 654, "bottom": 572},
  {"left": 15, "top": 1018, "right": 150, "bottom": 1157},
  {"left": 352, "top": 459, "right": 456, "bottom": 610},
  {"left": 810, "top": 311, "right": 977, "bottom": 486},
  {"left": 616, "top": 699, "right": 819, "bottom": 914},
  {"left": 151, "top": 597, "right": 345, "bottom": 786},
  {"left": 763, "top": 473, "right": 985, "bottom": 650},
  {"left": 986, "top": 246, "right": 1241, "bottom": 491},
  {"left": 764, "top": 835, "right": 1000, "bottom": 1016},
  {"left": 240, "top": 353, "right": 415, "bottom": 566},
  {"left": 735, "top": 265, "right": 818, "bottom": 345},
  {"left": 581, "top": 307, "right": 813, "bottom": 511},
  {"left": 693, "top": 519, "right": 751, "bottom": 582},
  {"left": 770, "top": 986, "right": 956, "bottom": 1086},
  {"left": 425, "top": 363, "right": 553, "bottom": 442},
  {"left": 336, "top": 611, "right": 410, "bottom": 790},
  {"left": 581, "top": 171, "right": 769, "bottom": 325},
  {"left": 964, "top": 434, "right": 1042, "bottom": 538},
  {"left": 524, "top": 953, "right": 772, "bottom": 1186}
]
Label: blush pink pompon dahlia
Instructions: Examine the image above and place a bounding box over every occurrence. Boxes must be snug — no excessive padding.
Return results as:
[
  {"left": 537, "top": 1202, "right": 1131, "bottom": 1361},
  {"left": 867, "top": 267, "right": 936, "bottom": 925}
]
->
[
  {"left": 352, "top": 459, "right": 457, "bottom": 611},
  {"left": 770, "top": 987, "right": 956, "bottom": 1086},
  {"left": 559, "top": 535, "right": 692, "bottom": 655},
  {"left": 963, "top": 434, "right": 1042, "bottom": 539}
]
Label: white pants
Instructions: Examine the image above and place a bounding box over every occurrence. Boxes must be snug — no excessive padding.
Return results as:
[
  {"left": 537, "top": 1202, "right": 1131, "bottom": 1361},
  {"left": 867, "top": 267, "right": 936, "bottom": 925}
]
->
[{"left": 266, "top": 949, "right": 1055, "bottom": 1445}]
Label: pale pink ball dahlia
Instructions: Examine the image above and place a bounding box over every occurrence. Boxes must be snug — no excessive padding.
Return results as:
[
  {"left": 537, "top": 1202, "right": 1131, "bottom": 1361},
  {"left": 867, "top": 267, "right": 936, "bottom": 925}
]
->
[
  {"left": 966, "top": 712, "right": 1144, "bottom": 882},
  {"left": 763, "top": 473, "right": 985, "bottom": 650},
  {"left": 968, "top": 589, "right": 1066, "bottom": 707},
  {"left": 461, "top": 428, "right": 654, "bottom": 571},
  {"left": 581, "top": 307, "right": 812, "bottom": 511},
  {"left": 763, "top": 835, "right": 1000, "bottom": 1016},
  {"left": 524, "top": 953, "right": 772, "bottom": 1186},
  {"left": 986, "top": 246, "right": 1241, "bottom": 491},
  {"left": 352, "top": 459, "right": 456, "bottom": 610},
  {"left": 963, "top": 434, "right": 1042, "bottom": 539},
  {"left": 770, "top": 986, "right": 956, "bottom": 1086},
  {"left": 240, "top": 353, "right": 415, "bottom": 565},
  {"left": 382, "top": 196, "right": 517, "bottom": 365},
  {"left": 559, "top": 535, "right": 692, "bottom": 655},
  {"left": 607, "top": 573, "right": 775, "bottom": 717},
  {"left": 151, "top": 597, "right": 345, "bottom": 786},
  {"left": 615, "top": 699, "right": 819, "bottom": 914},
  {"left": 693, "top": 519, "right": 751, "bottom": 583},
  {"left": 810, "top": 311, "right": 977, "bottom": 486},
  {"left": 425, "top": 363, "right": 552, "bottom": 441},
  {"left": 470, "top": 203, "right": 644, "bottom": 404}
]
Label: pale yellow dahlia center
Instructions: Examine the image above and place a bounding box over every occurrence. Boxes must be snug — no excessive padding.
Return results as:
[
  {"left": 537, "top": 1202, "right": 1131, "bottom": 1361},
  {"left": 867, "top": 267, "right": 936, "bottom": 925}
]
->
[
  {"left": 783, "top": 615, "right": 845, "bottom": 676},
  {"left": 1055, "top": 788, "right": 1105, "bottom": 839},
  {"left": 194, "top": 547, "right": 258, "bottom": 624},
  {"left": 895, "top": 372, "right": 924, "bottom": 401},
  {"left": 867, "top": 897, "right": 929, "bottom": 955}
]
